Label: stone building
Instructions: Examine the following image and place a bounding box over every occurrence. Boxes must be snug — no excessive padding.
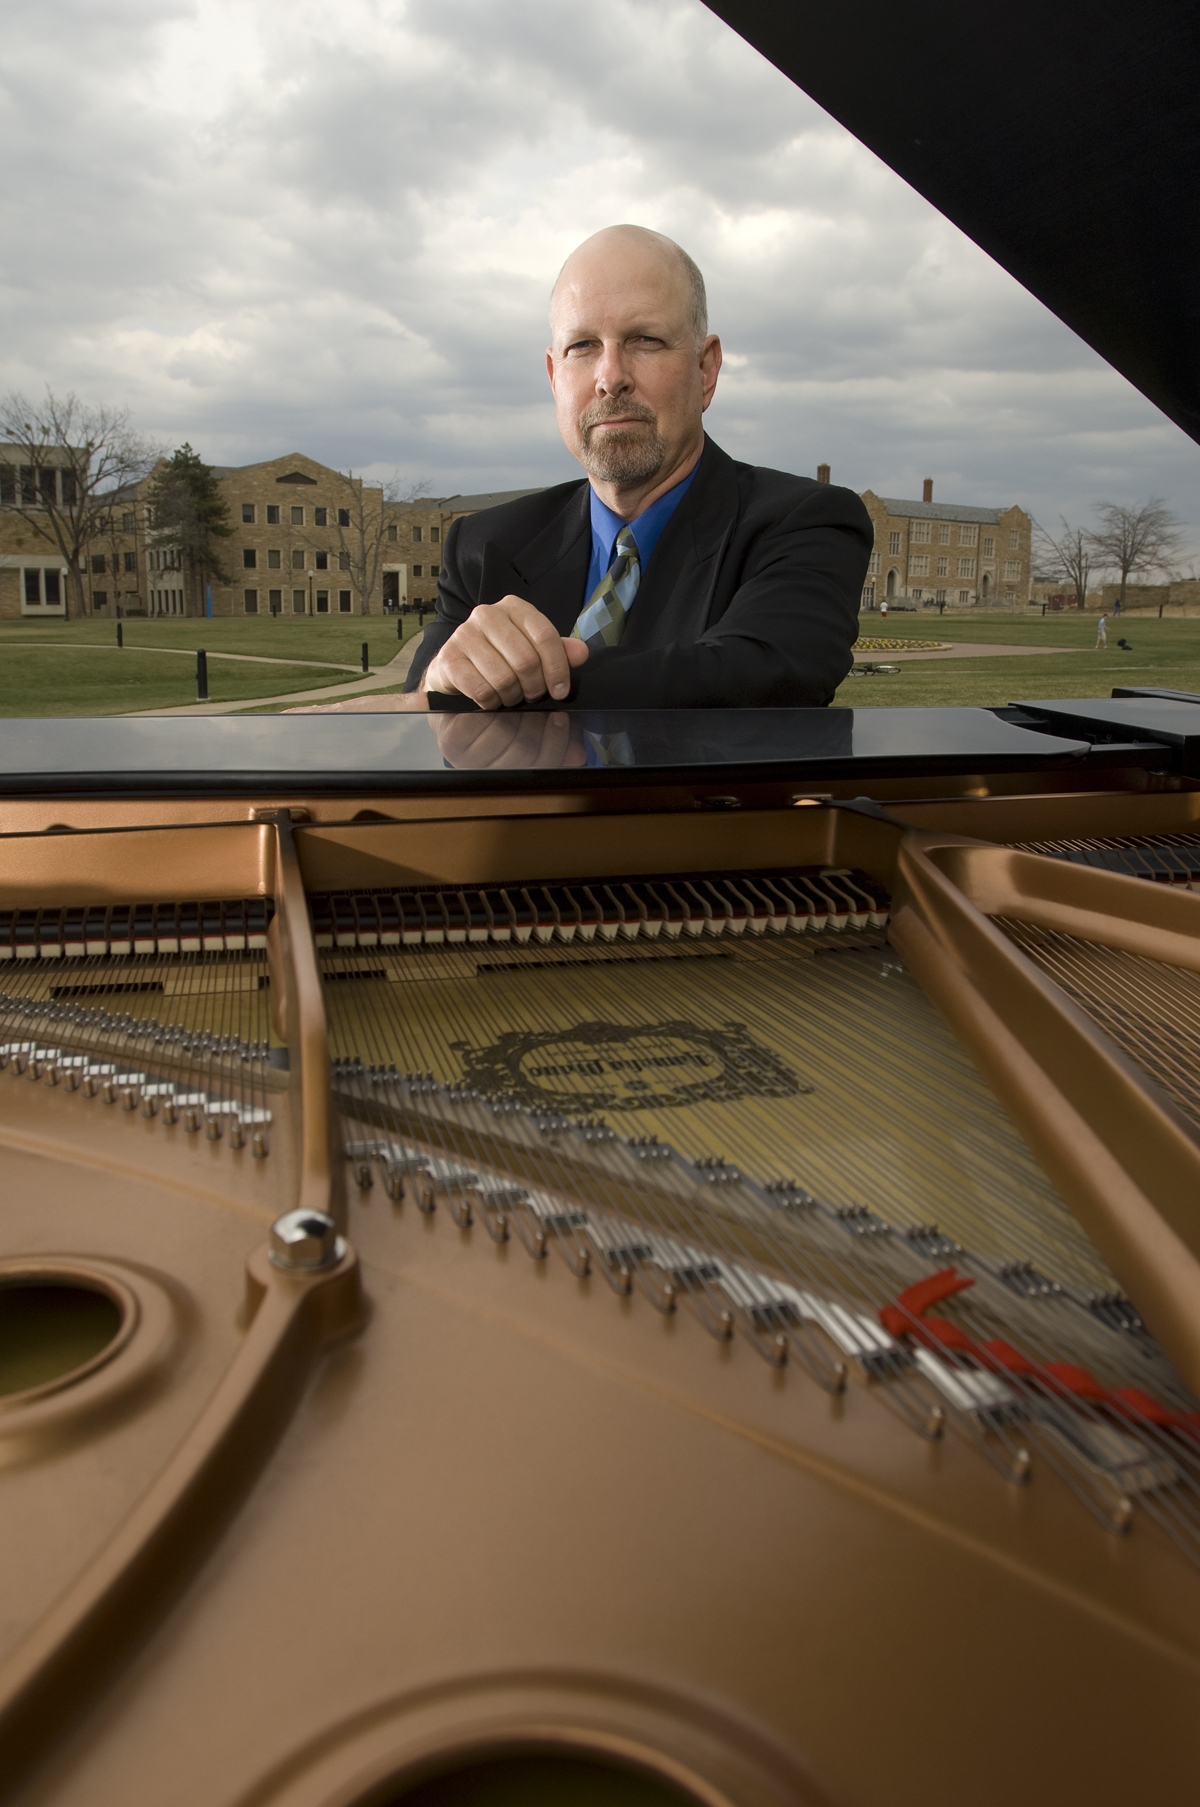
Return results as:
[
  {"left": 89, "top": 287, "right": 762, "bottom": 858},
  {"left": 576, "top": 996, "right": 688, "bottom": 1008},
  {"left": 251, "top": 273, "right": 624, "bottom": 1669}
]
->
[
  {"left": 0, "top": 446, "right": 82, "bottom": 621},
  {"left": 0, "top": 448, "right": 534, "bottom": 621},
  {"left": 857, "top": 479, "right": 1032, "bottom": 610}
]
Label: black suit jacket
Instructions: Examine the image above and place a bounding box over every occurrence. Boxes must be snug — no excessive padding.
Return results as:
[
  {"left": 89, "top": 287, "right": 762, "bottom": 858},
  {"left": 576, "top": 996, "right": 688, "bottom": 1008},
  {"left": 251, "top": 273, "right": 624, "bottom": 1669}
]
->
[{"left": 404, "top": 437, "right": 871, "bottom": 708}]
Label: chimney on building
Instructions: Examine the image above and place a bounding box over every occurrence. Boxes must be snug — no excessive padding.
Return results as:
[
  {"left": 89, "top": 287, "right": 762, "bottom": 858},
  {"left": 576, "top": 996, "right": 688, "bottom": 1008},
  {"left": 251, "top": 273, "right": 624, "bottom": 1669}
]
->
[
  {"left": 923, "top": 478, "right": 933, "bottom": 503},
  {"left": 817, "top": 463, "right": 831, "bottom": 484}
]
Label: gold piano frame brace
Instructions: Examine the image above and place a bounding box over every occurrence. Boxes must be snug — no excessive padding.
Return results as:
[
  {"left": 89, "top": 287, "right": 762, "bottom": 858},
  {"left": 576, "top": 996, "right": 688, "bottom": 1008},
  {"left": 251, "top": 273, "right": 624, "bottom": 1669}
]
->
[{"left": 2, "top": 786, "right": 1200, "bottom": 1796}]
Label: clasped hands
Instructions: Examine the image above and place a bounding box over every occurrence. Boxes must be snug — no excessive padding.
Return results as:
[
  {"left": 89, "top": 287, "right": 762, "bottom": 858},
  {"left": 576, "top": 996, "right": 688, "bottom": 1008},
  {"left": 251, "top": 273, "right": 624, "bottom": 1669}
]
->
[{"left": 423, "top": 594, "right": 589, "bottom": 709}]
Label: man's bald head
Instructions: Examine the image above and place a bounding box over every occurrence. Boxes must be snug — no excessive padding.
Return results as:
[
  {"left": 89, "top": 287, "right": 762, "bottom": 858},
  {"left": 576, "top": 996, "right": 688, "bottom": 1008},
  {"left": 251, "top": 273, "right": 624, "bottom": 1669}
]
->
[{"left": 551, "top": 225, "right": 708, "bottom": 346}]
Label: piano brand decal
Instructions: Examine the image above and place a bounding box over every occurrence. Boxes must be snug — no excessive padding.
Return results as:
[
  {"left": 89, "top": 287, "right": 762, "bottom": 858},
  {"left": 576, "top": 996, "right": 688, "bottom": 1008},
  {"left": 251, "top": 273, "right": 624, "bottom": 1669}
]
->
[{"left": 454, "top": 1019, "right": 806, "bottom": 1113}]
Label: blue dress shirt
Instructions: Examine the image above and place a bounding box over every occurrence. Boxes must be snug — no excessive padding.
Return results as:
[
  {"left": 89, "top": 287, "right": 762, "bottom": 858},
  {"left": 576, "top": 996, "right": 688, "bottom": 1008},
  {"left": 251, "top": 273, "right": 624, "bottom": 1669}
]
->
[{"left": 582, "top": 465, "right": 698, "bottom": 610}]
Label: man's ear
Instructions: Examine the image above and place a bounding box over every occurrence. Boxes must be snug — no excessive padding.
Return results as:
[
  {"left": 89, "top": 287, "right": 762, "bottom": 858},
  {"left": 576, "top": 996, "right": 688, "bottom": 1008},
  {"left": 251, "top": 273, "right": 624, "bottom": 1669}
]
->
[
  {"left": 545, "top": 348, "right": 556, "bottom": 392},
  {"left": 700, "top": 334, "right": 722, "bottom": 412}
]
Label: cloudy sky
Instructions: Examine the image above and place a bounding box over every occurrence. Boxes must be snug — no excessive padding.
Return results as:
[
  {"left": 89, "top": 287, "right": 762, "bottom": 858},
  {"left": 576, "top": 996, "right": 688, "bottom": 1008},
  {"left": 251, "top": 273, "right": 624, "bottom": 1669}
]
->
[{"left": 2, "top": 0, "right": 1196, "bottom": 548}]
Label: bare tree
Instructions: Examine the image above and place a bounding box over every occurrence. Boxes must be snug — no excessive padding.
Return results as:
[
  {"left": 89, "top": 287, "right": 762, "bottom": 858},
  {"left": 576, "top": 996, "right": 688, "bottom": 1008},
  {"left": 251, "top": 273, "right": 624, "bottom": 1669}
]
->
[
  {"left": 0, "top": 390, "right": 157, "bottom": 619},
  {"left": 1035, "top": 517, "right": 1095, "bottom": 610},
  {"left": 330, "top": 469, "right": 398, "bottom": 616},
  {"left": 1088, "top": 498, "right": 1188, "bottom": 605}
]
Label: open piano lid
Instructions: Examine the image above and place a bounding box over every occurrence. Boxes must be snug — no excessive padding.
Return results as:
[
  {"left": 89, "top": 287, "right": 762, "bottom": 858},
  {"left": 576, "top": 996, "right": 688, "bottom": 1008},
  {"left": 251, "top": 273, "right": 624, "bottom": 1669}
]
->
[{"left": 703, "top": 0, "right": 1200, "bottom": 445}]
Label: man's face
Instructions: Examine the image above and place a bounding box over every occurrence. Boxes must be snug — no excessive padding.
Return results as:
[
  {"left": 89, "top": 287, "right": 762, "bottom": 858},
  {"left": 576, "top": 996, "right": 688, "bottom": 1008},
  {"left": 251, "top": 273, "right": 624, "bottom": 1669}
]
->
[{"left": 547, "top": 237, "right": 721, "bottom": 489}]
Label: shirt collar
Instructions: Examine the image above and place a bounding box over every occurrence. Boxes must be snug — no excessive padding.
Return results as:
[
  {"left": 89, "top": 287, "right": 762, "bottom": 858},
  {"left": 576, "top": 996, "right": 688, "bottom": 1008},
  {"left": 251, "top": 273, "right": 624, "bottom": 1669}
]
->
[{"left": 588, "top": 462, "right": 699, "bottom": 572}]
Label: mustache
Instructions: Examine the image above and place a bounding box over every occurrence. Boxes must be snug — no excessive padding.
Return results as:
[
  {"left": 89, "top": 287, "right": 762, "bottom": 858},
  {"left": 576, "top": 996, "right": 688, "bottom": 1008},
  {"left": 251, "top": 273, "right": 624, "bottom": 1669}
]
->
[{"left": 579, "top": 398, "right": 658, "bottom": 435}]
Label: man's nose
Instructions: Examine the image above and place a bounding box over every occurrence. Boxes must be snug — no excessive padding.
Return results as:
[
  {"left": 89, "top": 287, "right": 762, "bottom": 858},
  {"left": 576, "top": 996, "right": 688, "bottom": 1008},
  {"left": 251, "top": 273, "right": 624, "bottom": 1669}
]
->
[{"left": 595, "top": 341, "right": 634, "bottom": 396}]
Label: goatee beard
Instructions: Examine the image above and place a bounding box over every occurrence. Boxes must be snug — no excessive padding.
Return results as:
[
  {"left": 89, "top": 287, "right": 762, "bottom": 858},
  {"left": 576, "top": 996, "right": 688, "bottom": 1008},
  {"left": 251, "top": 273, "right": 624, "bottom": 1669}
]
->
[{"left": 578, "top": 401, "right": 665, "bottom": 484}]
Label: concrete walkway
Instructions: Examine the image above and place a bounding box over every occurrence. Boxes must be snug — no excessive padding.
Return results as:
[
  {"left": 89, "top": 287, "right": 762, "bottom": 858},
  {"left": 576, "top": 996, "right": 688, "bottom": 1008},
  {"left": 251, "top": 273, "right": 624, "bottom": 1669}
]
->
[
  {"left": 132, "top": 639, "right": 421, "bottom": 715},
  {"left": 8, "top": 640, "right": 364, "bottom": 672}
]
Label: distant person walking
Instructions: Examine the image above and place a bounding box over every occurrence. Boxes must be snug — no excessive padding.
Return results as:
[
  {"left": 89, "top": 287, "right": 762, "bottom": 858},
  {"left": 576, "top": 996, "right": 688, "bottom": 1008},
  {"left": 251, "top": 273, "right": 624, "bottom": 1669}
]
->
[
  {"left": 1095, "top": 614, "right": 1108, "bottom": 649},
  {"left": 880, "top": 598, "right": 888, "bottom": 621}
]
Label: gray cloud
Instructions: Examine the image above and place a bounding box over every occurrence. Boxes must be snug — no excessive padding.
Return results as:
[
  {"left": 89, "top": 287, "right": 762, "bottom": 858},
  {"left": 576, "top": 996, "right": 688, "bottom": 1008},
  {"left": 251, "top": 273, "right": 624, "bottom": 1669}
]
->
[{"left": 0, "top": 0, "right": 1195, "bottom": 545}]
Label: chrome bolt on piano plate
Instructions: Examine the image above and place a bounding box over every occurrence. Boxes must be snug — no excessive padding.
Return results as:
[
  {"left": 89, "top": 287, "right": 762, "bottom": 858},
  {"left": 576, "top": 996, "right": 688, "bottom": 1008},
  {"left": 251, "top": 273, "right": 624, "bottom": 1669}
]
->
[{"left": 269, "top": 1209, "right": 346, "bottom": 1272}]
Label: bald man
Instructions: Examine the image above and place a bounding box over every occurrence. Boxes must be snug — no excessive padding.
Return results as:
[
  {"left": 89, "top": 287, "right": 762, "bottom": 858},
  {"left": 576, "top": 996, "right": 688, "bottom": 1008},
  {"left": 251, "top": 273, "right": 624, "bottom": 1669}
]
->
[{"left": 405, "top": 224, "right": 872, "bottom": 711}]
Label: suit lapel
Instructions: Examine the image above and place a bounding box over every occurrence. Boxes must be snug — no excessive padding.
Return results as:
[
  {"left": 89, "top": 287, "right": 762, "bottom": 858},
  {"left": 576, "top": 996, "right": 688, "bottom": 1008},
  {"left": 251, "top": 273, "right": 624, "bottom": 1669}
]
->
[
  {"left": 619, "top": 437, "right": 740, "bottom": 651},
  {"left": 479, "top": 483, "right": 591, "bottom": 635}
]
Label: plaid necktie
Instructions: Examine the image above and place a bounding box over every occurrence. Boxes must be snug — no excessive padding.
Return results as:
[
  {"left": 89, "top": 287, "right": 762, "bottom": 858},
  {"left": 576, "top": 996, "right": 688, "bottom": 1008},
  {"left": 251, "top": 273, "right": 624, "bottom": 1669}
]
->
[{"left": 571, "top": 524, "right": 640, "bottom": 649}]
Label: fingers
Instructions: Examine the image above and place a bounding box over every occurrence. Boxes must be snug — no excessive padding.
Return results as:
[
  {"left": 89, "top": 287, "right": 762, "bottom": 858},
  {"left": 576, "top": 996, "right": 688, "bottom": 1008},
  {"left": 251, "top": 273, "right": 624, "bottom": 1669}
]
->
[{"left": 424, "top": 597, "right": 584, "bottom": 708}]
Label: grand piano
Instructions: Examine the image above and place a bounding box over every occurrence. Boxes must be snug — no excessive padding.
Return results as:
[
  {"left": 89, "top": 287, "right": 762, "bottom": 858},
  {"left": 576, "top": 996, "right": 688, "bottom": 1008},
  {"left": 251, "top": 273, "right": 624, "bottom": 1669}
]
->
[{"left": 2, "top": 3, "right": 1198, "bottom": 1803}]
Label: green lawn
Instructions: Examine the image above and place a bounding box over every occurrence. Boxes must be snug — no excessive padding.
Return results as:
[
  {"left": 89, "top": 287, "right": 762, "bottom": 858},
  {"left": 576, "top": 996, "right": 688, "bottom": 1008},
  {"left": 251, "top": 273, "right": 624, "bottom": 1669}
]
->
[
  {"left": 4, "top": 609, "right": 1191, "bottom": 717},
  {"left": 0, "top": 616, "right": 424, "bottom": 715},
  {"left": 838, "top": 612, "right": 1200, "bottom": 709}
]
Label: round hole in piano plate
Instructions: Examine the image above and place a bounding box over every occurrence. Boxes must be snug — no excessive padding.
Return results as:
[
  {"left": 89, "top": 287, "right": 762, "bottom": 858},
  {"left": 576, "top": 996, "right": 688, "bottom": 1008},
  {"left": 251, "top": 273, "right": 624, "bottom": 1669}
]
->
[
  {"left": 0, "top": 1275, "right": 128, "bottom": 1401},
  {"left": 384, "top": 1751, "right": 699, "bottom": 1807}
]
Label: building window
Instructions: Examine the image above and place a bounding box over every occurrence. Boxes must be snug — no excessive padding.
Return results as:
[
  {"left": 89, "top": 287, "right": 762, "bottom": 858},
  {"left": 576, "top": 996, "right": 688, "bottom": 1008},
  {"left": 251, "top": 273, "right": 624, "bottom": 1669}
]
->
[
  {"left": 243, "top": 548, "right": 257, "bottom": 568},
  {"left": 316, "top": 589, "right": 329, "bottom": 614},
  {"left": 412, "top": 565, "right": 422, "bottom": 578},
  {"left": 267, "top": 504, "right": 280, "bottom": 525},
  {"left": 38, "top": 469, "right": 58, "bottom": 506},
  {"left": 337, "top": 508, "right": 350, "bottom": 527},
  {"left": 121, "top": 551, "right": 134, "bottom": 572},
  {"left": 20, "top": 467, "right": 36, "bottom": 504},
  {"left": 1008, "top": 530, "right": 1019, "bottom": 550},
  {"left": 888, "top": 531, "right": 901, "bottom": 554},
  {"left": 936, "top": 556, "right": 948, "bottom": 576},
  {"left": 267, "top": 548, "right": 281, "bottom": 569},
  {"left": 122, "top": 512, "right": 136, "bottom": 533},
  {"left": 292, "top": 589, "right": 306, "bottom": 614},
  {"left": 338, "top": 551, "right": 350, "bottom": 571},
  {"left": 412, "top": 526, "right": 422, "bottom": 543},
  {"left": 268, "top": 589, "right": 282, "bottom": 612},
  {"left": 314, "top": 507, "right": 328, "bottom": 527},
  {"left": 93, "top": 590, "right": 107, "bottom": 609},
  {"left": 1003, "top": 560, "right": 1021, "bottom": 580},
  {"left": 982, "top": 536, "right": 995, "bottom": 558},
  {"left": 908, "top": 555, "right": 929, "bottom": 577},
  {"left": 292, "top": 549, "right": 305, "bottom": 570},
  {"left": 0, "top": 467, "right": 13, "bottom": 505},
  {"left": 338, "top": 590, "right": 352, "bottom": 613},
  {"left": 939, "top": 524, "right": 950, "bottom": 544},
  {"left": 430, "top": 526, "right": 440, "bottom": 543},
  {"left": 910, "top": 520, "right": 930, "bottom": 543},
  {"left": 387, "top": 524, "right": 397, "bottom": 542},
  {"left": 24, "top": 570, "right": 41, "bottom": 605},
  {"left": 958, "top": 589, "right": 970, "bottom": 604},
  {"left": 430, "top": 563, "right": 439, "bottom": 578},
  {"left": 315, "top": 550, "right": 328, "bottom": 571},
  {"left": 862, "top": 584, "right": 875, "bottom": 607},
  {"left": 244, "top": 588, "right": 259, "bottom": 613},
  {"left": 242, "top": 503, "right": 255, "bottom": 524},
  {"left": 957, "top": 558, "right": 977, "bottom": 578},
  {"left": 936, "top": 589, "right": 946, "bottom": 603},
  {"left": 867, "top": 551, "right": 881, "bottom": 575},
  {"left": 91, "top": 555, "right": 106, "bottom": 574},
  {"left": 959, "top": 524, "right": 978, "bottom": 547},
  {"left": 291, "top": 506, "right": 305, "bottom": 526}
]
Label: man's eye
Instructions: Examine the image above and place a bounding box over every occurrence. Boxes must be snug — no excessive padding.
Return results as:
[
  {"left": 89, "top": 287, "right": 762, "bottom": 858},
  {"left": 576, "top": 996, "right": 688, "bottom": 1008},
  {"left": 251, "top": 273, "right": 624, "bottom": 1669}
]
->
[{"left": 565, "top": 340, "right": 595, "bottom": 355}]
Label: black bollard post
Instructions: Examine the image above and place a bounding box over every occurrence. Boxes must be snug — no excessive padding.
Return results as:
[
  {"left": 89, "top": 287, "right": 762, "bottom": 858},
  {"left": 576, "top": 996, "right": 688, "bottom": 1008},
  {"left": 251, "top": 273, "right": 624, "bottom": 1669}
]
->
[
  {"left": 116, "top": 623, "right": 123, "bottom": 649},
  {"left": 361, "top": 641, "right": 369, "bottom": 673},
  {"left": 197, "top": 648, "right": 208, "bottom": 702},
  {"left": 397, "top": 616, "right": 403, "bottom": 641}
]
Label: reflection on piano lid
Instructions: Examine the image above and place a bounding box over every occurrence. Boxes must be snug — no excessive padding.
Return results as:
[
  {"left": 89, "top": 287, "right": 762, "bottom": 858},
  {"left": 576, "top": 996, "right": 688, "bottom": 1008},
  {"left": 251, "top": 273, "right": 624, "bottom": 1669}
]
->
[{"left": 0, "top": 704, "right": 1158, "bottom": 797}]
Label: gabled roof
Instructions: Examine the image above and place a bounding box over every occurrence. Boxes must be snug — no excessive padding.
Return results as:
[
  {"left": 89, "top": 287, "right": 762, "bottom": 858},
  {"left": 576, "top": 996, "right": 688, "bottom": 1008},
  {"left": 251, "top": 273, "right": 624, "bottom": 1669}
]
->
[
  {"left": 874, "top": 497, "right": 1005, "bottom": 525},
  {"left": 436, "top": 487, "right": 547, "bottom": 513}
]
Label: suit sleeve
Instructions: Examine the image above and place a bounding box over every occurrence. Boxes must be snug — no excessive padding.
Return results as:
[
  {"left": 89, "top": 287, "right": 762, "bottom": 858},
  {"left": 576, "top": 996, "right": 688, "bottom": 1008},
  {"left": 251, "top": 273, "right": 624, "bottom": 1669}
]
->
[
  {"left": 568, "top": 484, "right": 871, "bottom": 709},
  {"left": 403, "top": 516, "right": 472, "bottom": 693}
]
